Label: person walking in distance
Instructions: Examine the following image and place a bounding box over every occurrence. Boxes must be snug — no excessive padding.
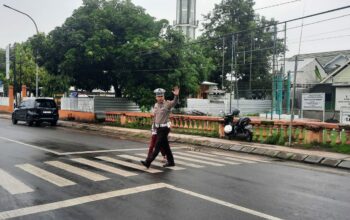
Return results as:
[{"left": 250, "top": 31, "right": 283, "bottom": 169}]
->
[{"left": 141, "top": 86, "right": 179, "bottom": 168}]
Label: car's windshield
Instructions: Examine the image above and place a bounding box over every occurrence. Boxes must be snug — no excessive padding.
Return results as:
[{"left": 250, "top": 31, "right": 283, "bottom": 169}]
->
[{"left": 35, "top": 99, "right": 56, "bottom": 108}]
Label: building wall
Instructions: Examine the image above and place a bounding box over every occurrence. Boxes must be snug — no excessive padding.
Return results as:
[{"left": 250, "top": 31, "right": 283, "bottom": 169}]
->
[
  {"left": 185, "top": 98, "right": 272, "bottom": 116},
  {"left": 333, "top": 65, "right": 350, "bottom": 86},
  {"left": 295, "top": 59, "right": 327, "bottom": 85}
]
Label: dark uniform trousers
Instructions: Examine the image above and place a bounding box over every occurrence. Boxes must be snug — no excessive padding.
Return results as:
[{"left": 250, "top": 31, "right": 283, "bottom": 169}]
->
[{"left": 147, "top": 127, "right": 174, "bottom": 165}]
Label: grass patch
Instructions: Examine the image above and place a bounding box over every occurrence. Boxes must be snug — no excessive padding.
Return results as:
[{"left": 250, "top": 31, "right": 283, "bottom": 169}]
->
[{"left": 302, "top": 142, "right": 350, "bottom": 154}]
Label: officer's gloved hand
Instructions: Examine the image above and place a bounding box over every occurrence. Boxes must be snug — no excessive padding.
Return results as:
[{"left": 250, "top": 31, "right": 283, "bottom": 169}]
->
[{"left": 151, "top": 129, "right": 157, "bottom": 135}]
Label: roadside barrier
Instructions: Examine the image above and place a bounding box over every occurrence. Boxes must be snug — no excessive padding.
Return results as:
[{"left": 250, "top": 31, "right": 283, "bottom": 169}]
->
[{"left": 105, "top": 111, "right": 350, "bottom": 146}]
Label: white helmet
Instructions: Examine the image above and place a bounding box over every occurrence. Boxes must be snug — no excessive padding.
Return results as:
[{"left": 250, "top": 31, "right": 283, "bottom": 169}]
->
[{"left": 224, "top": 125, "right": 233, "bottom": 134}]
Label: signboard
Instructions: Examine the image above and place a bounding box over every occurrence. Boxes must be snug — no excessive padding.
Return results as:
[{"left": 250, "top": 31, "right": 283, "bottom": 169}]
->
[
  {"left": 302, "top": 93, "right": 325, "bottom": 111},
  {"left": 336, "top": 87, "right": 350, "bottom": 111},
  {"left": 340, "top": 108, "right": 350, "bottom": 125},
  {"left": 6, "top": 44, "right": 10, "bottom": 80}
]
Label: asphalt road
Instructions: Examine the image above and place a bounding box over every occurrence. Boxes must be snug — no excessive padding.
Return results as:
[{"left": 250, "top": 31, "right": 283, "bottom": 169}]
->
[{"left": 0, "top": 118, "right": 350, "bottom": 220}]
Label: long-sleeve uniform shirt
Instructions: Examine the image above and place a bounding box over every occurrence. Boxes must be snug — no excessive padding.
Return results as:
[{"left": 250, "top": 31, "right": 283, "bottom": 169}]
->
[{"left": 153, "top": 95, "right": 179, "bottom": 125}]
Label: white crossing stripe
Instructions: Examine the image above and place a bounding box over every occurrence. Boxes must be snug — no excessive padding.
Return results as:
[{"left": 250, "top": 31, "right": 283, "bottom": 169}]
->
[
  {"left": 175, "top": 151, "right": 241, "bottom": 165},
  {"left": 0, "top": 183, "right": 167, "bottom": 220},
  {"left": 16, "top": 164, "right": 76, "bottom": 187},
  {"left": 136, "top": 153, "right": 205, "bottom": 168},
  {"left": 0, "top": 182, "right": 284, "bottom": 220},
  {"left": 71, "top": 158, "right": 137, "bottom": 177},
  {"left": 117, "top": 155, "right": 185, "bottom": 171},
  {"left": 59, "top": 146, "right": 188, "bottom": 156},
  {"left": 210, "top": 151, "right": 269, "bottom": 163},
  {"left": 45, "top": 161, "right": 109, "bottom": 182},
  {"left": 186, "top": 151, "right": 257, "bottom": 164},
  {"left": 0, "top": 168, "right": 34, "bottom": 195},
  {"left": 172, "top": 154, "right": 225, "bottom": 166},
  {"left": 96, "top": 156, "right": 162, "bottom": 174}
]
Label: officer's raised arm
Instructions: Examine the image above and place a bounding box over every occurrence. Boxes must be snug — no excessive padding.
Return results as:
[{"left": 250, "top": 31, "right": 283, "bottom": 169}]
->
[{"left": 167, "top": 86, "right": 180, "bottom": 109}]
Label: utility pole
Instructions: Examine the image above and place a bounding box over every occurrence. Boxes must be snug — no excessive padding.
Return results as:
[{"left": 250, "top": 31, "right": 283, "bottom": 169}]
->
[
  {"left": 3, "top": 4, "right": 40, "bottom": 98},
  {"left": 222, "top": 37, "right": 225, "bottom": 90},
  {"left": 235, "top": 34, "right": 239, "bottom": 109},
  {"left": 282, "top": 22, "right": 287, "bottom": 115},
  {"left": 249, "top": 33, "right": 253, "bottom": 98},
  {"left": 271, "top": 25, "right": 277, "bottom": 120},
  {"left": 19, "top": 50, "right": 23, "bottom": 102},
  {"left": 288, "top": 55, "right": 302, "bottom": 147},
  {"left": 12, "top": 44, "right": 17, "bottom": 107},
  {"left": 230, "top": 34, "right": 234, "bottom": 113}
]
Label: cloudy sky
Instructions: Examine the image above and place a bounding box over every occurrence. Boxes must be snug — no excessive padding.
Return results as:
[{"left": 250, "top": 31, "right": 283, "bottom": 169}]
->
[{"left": 1, "top": 0, "right": 349, "bottom": 56}]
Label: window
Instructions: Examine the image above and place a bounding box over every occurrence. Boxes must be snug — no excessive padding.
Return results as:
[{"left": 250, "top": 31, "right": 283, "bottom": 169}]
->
[
  {"left": 35, "top": 99, "right": 56, "bottom": 108},
  {"left": 25, "top": 100, "right": 35, "bottom": 108},
  {"left": 19, "top": 101, "right": 27, "bottom": 108}
]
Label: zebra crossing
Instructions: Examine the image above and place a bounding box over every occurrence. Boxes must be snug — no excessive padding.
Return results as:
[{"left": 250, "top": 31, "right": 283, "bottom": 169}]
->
[{"left": 0, "top": 150, "right": 268, "bottom": 196}]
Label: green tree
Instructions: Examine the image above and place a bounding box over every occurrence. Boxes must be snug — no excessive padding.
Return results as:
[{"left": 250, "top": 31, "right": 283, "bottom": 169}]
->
[
  {"left": 31, "top": 0, "right": 214, "bottom": 108},
  {"left": 201, "top": 0, "right": 284, "bottom": 98},
  {"left": 120, "top": 30, "right": 214, "bottom": 107},
  {"left": 0, "top": 48, "right": 5, "bottom": 79}
]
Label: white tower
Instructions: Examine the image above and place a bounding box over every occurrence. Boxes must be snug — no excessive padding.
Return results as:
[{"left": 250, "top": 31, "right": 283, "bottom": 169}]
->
[{"left": 174, "top": 0, "right": 198, "bottom": 40}]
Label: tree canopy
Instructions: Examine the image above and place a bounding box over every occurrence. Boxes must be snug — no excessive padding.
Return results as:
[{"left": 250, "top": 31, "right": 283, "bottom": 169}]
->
[
  {"left": 201, "top": 0, "right": 284, "bottom": 99},
  {"left": 31, "top": 0, "right": 213, "bottom": 107}
]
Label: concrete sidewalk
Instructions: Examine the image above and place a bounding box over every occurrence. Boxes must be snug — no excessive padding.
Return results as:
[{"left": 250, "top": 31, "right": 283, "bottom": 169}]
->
[{"left": 1, "top": 113, "right": 349, "bottom": 170}]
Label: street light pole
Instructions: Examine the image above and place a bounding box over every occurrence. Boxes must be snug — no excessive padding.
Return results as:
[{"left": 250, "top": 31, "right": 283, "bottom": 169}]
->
[{"left": 3, "top": 4, "right": 39, "bottom": 98}]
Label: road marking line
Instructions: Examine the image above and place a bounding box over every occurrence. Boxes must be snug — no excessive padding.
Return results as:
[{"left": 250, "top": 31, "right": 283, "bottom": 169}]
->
[
  {"left": 71, "top": 158, "right": 137, "bottom": 177},
  {"left": 0, "top": 136, "right": 61, "bottom": 155},
  {"left": 96, "top": 156, "right": 162, "bottom": 174},
  {"left": 0, "top": 183, "right": 167, "bottom": 220},
  {"left": 15, "top": 164, "right": 76, "bottom": 187},
  {"left": 118, "top": 155, "right": 186, "bottom": 171},
  {"left": 164, "top": 184, "right": 284, "bottom": 220},
  {"left": 172, "top": 154, "right": 225, "bottom": 166},
  {"left": 0, "top": 182, "right": 284, "bottom": 220},
  {"left": 186, "top": 151, "right": 257, "bottom": 164},
  {"left": 211, "top": 151, "right": 269, "bottom": 163},
  {"left": 136, "top": 153, "right": 205, "bottom": 168},
  {"left": 44, "top": 161, "right": 109, "bottom": 182},
  {"left": 0, "top": 168, "right": 34, "bottom": 195},
  {"left": 58, "top": 147, "right": 188, "bottom": 156},
  {"left": 0, "top": 136, "right": 188, "bottom": 156},
  {"left": 175, "top": 151, "right": 241, "bottom": 165}
]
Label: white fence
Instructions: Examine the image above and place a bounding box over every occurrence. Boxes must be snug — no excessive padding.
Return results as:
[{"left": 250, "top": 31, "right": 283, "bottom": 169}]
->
[
  {"left": 60, "top": 97, "right": 140, "bottom": 113},
  {"left": 0, "top": 97, "right": 9, "bottom": 106},
  {"left": 61, "top": 98, "right": 94, "bottom": 112},
  {"left": 185, "top": 98, "right": 272, "bottom": 116}
]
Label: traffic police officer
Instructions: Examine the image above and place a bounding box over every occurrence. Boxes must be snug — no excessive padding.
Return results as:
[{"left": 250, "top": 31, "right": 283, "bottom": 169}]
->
[{"left": 141, "top": 86, "right": 179, "bottom": 168}]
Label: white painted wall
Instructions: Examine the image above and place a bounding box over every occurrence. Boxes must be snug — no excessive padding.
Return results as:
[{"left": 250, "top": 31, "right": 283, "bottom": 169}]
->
[{"left": 0, "top": 97, "right": 9, "bottom": 106}]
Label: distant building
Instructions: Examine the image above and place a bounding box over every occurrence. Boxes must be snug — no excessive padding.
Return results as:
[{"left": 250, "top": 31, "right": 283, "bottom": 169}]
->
[
  {"left": 283, "top": 50, "right": 350, "bottom": 117},
  {"left": 174, "top": 0, "right": 198, "bottom": 40}
]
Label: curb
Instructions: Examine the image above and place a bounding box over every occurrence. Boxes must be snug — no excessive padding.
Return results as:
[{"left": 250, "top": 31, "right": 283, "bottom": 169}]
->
[
  {"left": 58, "top": 121, "right": 350, "bottom": 171},
  {"left": 1, "top": 115, "right": 349, "bottom": 171}
]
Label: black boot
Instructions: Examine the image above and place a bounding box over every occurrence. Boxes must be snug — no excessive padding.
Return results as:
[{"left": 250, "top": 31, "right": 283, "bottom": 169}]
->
[
  {"left": 141, "top": 160, "right": 150, "bottom": 169},
  {"left": 163, "top": 162, "right": 175, "bottom": 168}
]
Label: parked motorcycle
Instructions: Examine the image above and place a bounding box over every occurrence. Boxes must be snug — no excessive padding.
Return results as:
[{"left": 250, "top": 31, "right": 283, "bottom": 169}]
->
[{"left": 223, "top": 109, "right": 253, "bottom": 142}]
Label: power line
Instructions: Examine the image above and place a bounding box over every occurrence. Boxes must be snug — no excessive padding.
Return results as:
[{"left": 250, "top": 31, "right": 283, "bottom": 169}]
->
[
  {"left": 301, "top": 26, "right": 350, "bottom": 38},
  {"left": 255, "top": 0, "right": 301, "bottom": 11},
  {"left": 283, "top": 13, "right": 350, "bottom": 32},
  {"left": 287, "top": 34, "right": 350, "bottom": 44},
  {"left": 198, "top": 0, "right": 302, "bottom": 23},
  {"left": 119, "top": 7, "right": 350, "bottom": 61}
]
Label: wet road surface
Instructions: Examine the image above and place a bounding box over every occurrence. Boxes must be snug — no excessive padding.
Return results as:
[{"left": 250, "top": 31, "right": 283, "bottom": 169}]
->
[{"left": 0, "top": 118, "right": 350, "bottom": 220}]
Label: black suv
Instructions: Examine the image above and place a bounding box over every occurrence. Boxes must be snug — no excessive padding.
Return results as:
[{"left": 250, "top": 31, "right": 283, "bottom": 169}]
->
[{"left": 12, "top": 98, "right": 59, "bottom": 126}]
